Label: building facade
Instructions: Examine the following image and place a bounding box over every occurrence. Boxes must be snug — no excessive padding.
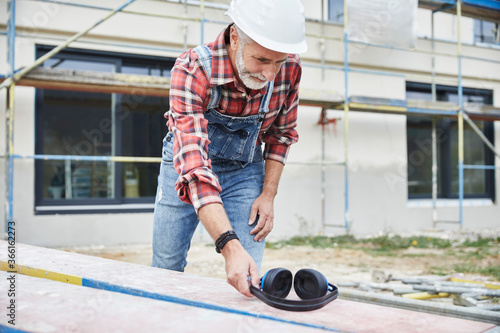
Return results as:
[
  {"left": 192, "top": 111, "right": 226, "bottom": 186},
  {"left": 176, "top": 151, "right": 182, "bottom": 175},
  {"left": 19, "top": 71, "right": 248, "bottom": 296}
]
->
[{"left": 0, "top": 0, "right": 499, "bottom": 247}]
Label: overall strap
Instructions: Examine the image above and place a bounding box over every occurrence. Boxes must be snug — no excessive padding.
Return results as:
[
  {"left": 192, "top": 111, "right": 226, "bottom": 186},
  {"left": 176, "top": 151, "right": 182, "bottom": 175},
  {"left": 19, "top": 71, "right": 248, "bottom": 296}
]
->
[
  {"left": 258, "top": 80, "right": 275, "bottom": 119},
  {"left": 193, "top": 45, "right": 221, "bottom": 109}
]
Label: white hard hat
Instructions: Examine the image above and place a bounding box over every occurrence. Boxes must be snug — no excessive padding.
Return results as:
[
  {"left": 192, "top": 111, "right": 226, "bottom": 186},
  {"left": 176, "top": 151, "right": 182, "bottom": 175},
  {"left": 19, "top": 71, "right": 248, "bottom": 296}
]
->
[{"left": 225, "top": 0, "right": 308, "bottom": 54}]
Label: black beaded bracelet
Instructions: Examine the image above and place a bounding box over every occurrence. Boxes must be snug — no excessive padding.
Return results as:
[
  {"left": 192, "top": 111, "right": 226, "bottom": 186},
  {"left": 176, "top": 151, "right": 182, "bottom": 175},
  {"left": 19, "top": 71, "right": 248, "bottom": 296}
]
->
[{"left": 215, "top": 230, "right": 239, "bottom": 253}]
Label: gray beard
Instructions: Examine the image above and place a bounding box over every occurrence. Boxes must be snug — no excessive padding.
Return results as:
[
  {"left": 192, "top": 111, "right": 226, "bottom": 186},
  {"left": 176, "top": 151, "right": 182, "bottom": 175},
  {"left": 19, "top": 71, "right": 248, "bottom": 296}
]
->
[{"left": 235, "top": 44, "right": 268, "bottom": 90}]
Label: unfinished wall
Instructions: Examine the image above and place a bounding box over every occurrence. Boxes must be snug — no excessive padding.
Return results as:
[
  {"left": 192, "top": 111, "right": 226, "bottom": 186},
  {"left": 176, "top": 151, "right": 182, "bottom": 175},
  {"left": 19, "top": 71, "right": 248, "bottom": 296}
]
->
[{"left": 0, "top": 0, "right": 499, "bottom": 246}]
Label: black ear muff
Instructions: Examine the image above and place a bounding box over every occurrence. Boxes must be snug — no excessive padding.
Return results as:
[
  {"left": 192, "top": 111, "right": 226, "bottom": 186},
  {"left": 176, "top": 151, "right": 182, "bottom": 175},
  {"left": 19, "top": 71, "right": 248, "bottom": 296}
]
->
[
  {"left": 294, "top": 268, "right": 328, "bottom": 300},
  {"left": 261, "top": 268, "right": 292, "bottom": 298},
  {"left": 250, "top": 267, "right": 338, "bottom": 311}
]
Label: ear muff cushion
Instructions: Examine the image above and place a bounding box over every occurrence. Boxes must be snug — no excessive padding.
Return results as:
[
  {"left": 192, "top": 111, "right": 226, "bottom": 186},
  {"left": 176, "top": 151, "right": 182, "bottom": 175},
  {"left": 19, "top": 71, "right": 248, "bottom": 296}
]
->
[
  {"left": 294, "top": 269, "right": 328, "bottom": 300},
  {"left": 261, "top": 268, "right": 293, "bottom": 298}
]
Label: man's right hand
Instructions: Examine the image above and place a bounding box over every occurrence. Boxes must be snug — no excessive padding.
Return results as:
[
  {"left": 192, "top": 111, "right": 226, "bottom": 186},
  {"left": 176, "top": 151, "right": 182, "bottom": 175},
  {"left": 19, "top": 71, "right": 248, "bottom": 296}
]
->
[
  {"left": 198, "top": 203, "right": 260, "bottom": 297},
  {"left": 221, "top": 239, "right": 260, "bottom": 297}
]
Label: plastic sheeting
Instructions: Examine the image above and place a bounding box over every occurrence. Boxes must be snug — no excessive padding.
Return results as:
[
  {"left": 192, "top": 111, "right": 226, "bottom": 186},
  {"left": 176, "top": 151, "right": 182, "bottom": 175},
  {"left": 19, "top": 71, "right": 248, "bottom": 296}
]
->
[{"left": 347, "top": 0, "right": 418, "bottom": 49}]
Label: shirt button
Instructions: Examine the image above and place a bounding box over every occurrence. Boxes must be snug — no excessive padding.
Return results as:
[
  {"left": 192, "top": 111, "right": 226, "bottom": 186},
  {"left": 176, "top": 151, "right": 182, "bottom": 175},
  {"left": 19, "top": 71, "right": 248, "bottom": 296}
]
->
[{"left": 242, "top": 93, "right": 246, "bottom": 97}]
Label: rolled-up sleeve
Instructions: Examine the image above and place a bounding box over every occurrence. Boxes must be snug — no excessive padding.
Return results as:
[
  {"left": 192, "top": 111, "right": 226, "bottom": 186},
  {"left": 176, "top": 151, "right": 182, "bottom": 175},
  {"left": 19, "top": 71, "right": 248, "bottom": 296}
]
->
[{"left": 167, "top": 51, "right": 223, "bottom": 211}]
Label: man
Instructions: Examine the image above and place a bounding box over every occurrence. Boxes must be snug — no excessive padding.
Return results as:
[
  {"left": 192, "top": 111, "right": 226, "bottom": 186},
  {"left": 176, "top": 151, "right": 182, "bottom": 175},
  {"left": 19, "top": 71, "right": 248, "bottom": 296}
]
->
[{"left": 152, "top": 0, "right": 307, "bottom": 297}]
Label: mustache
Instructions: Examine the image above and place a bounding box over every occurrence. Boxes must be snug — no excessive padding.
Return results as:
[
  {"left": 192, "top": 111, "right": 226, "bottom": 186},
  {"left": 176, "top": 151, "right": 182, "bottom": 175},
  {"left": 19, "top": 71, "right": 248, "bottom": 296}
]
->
[
  {"left": 242, "top": 71, "right": 266, "bottom": 82},
  {"left": 250, "top": 73, "right": 266, "bottom": 81}
]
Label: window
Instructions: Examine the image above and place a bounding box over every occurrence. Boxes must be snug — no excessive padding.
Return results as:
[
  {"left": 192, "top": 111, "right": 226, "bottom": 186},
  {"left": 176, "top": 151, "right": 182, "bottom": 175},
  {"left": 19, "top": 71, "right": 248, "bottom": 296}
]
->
[
  {"left": 328, "top": 0, "right": 344, "bottom": 24},
  {"left": 35, "top": 46, "right": 174, "bottom": 213},
  {"left": 474, "top": 19, "right": 499, "bottom": 44},
  {"left": 406, "top": 82, "right": 495, "bottom": 200}
]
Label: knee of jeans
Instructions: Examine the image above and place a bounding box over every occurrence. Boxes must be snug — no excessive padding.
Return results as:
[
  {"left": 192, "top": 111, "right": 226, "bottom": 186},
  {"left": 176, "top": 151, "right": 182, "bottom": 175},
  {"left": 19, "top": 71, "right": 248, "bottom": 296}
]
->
[
  {"left": 152, "top": 253, "right": 187, "bottom": 272},
  {"left": 243, "top": 241, "right": 265, "bottom": 271}
]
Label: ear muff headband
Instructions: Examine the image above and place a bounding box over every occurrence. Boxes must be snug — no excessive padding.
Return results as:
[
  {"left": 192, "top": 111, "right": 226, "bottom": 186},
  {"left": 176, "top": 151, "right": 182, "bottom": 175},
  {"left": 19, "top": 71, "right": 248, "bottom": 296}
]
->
[
  {"left": 250, "top": 283, "right": 338, "bottom": 311},
  {"left": 251, "top": 268, "right": 339, "bottom": 311}
]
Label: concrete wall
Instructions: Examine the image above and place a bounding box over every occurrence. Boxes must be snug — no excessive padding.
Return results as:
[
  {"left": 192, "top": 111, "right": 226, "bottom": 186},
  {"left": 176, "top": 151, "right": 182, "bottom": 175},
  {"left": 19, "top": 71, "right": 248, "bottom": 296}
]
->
[{"left": 0, "top": 0, "right": 499, "bottom": 246}]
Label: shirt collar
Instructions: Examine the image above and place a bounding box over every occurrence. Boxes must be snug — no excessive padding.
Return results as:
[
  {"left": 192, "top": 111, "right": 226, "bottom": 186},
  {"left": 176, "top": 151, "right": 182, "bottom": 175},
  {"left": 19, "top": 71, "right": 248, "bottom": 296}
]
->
[{"left": 208, "top": 25, "right": 235, "bottom": 87}]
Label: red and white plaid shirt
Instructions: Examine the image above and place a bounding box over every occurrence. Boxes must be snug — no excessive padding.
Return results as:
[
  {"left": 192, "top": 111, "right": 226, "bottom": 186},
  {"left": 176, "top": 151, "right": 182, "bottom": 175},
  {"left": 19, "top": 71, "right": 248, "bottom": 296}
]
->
[{"left": 166, "top": 26, "right": 302, "bottom": 211}]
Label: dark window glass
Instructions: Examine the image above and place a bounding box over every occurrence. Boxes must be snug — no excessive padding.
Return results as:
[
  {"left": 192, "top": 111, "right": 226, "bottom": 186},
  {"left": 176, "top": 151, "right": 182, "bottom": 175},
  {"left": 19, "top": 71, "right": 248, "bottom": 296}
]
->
[
  {"left": 328, "top": 0, "right": 344, "bottom": 24},
  {"left": 43, "top": 58, "right": 115, "bottom": 72},
  {"left": 41, "top": 90, "right": 112, "bottom": 200},
  {"left": 35, "top": 46, "right": 173, "bottom": 211},
  {"left": 407, "top": 118, "right": 439, "bottom": 196},
  {"left": 120, "top": 95, "right": 168, "bottom": 199},
  {"left": 449, "top": 121, "right": 489, "bottom": 196},
  {"left": 474, "top": 19, "right": 499, "bottom": 44}
]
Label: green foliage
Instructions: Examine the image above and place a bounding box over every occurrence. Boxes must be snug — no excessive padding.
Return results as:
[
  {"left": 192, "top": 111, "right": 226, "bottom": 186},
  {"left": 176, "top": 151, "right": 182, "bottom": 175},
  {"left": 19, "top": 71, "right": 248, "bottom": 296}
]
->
[
  {"left": 359, "top": 235, "right": 412, "bottom": 251},
  {"left": 454, "top": 264, "right": 500, "bottom": 281},
  {"left": 265, "top": 234, "right": 500, "bottom": 281},
  {"left": 462, "top": 236, "right": 499, "bottom": 248},
  {"left": 265, "top": 235, "right": 357, "bottom": 249},
  {"left": 410, "top": 236, "right": 453, "bottom": 249},
  {"left": 267, "top": 234, "right": 496, "bottom": 251}
]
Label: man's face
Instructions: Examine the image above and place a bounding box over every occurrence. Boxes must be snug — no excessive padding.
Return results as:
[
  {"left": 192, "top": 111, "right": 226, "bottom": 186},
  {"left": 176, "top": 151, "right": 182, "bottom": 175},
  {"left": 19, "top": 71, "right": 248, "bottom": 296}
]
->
[
  {"left": 232, "top": 32, "right": 288, "bottom": 90},
  {"left": 235, "top": 44, "right": 268, "bottom": 90}
]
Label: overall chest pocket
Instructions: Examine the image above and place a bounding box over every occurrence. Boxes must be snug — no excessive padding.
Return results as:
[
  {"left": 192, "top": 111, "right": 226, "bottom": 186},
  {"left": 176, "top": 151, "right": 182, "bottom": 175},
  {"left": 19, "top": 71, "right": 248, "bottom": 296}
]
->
[{"left": 207, "top": 122, "right": 250, "bottom": 161}]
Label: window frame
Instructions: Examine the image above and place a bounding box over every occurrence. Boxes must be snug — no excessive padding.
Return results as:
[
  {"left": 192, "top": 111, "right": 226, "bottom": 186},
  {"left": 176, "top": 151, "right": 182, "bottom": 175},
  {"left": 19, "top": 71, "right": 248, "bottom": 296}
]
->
[
  {"left": 327, "top": 0, "right": 344, "bottom": 25},
  {"left": 406, "top": 82, "right": 495, "bottom": 201},
  {"left": 474, "top": 19, "right": 499, "bottom": 45},
  {"left": 34, "top": 45, "right": 174, "bottom": 214}
]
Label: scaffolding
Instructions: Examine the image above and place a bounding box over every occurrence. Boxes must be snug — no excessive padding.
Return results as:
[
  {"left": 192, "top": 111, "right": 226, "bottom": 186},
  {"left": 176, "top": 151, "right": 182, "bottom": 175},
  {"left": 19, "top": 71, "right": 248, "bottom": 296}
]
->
[{"left": 1, "top": 0, "right": 500, "bottom": 232}]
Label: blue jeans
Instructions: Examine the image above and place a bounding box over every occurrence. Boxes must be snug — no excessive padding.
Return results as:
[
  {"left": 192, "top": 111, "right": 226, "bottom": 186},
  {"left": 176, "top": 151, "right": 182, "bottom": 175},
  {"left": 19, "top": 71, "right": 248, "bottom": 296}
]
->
[{"left": 152, "top": 136, "right": 266, "bottom": 273}]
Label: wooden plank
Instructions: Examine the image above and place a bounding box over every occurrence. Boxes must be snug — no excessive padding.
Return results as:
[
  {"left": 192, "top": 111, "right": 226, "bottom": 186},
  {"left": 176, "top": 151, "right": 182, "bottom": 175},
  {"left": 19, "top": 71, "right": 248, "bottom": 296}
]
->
[
  {"left": 2, "top": 69, "right": 499, "bottom": 119},
  {"left": 9, "top": 67, "right": 171, "bottom": 97},
  {"left": 0, "top": 261, "right": 82, "bottom": 285},
  {"left": 0, "top": 241, "right": 496, "bottom": 333},
  {"left": 0, "top": 272, "right": 323, "bottom": 333},
  {"left": 298, "top": 88, "right": 344, "bottom": 109}
]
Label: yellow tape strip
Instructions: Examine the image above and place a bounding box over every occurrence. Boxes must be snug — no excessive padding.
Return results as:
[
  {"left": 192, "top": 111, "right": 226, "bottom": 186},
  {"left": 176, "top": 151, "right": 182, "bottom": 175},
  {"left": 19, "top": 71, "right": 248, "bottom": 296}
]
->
[
  {"left": 401, "top": 292, "right": 450, "bottom": 300},
  {"left": 450, "top": 277, "right": 500, "bottom": 290},
  {"left": 0, "top": 261, "right": 82, "bottom": 286},
  {"left": 109, "top": 156, "right": 161, "bottom": 163},
  {"left": 348, "top": 102, "right": 407, "bottom": 113}
]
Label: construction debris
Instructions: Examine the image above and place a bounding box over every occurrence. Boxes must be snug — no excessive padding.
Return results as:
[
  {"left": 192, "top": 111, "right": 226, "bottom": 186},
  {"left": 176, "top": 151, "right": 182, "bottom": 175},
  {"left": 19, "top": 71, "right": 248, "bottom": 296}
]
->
[{"left": 339, "top": 270, "right": 500, "bottom": 315}]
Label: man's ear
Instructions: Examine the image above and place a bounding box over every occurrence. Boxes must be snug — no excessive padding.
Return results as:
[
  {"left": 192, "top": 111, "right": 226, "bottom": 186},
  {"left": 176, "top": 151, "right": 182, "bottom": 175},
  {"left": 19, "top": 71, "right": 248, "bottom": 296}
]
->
[{"left": 229, "top": 25, "right": 240, "bottom": 52}]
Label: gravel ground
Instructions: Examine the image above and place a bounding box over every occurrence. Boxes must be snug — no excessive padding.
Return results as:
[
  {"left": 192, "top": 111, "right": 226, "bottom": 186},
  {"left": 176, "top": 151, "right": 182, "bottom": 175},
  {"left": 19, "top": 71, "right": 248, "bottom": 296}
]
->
[{"left": 60, "top": 227, "right": 500, "bottom": 286}]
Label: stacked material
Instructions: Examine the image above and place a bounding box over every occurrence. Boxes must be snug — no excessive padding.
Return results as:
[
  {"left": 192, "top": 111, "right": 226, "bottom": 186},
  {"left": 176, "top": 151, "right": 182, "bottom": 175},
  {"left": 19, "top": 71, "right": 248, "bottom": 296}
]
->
[{"left": 337, "top": 269, "right": 500, "bottom": 323}]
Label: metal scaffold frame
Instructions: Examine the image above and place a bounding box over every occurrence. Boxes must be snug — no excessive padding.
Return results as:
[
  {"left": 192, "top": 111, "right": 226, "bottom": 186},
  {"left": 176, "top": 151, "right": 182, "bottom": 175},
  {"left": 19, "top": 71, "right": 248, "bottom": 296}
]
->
[
  {"left": 1, "top": 0, "right": 500, "bottom": 233},
  {"left": 326, "top": 0, "right": 500, "bottom": 230}
]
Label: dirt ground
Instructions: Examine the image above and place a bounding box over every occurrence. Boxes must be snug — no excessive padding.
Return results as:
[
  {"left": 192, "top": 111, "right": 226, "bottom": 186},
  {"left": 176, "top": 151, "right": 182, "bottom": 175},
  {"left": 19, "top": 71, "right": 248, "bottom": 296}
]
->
[{"left": 62, "top": 228, "right": 500, "bottom": 288}]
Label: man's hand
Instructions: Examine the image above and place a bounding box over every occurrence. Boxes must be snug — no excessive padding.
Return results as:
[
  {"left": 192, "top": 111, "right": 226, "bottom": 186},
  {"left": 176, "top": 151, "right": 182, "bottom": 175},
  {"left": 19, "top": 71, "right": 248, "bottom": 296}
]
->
[
  {"left": 198, "top": 203, "right": 260, "bottom": 297},
  {"left": 248, "top": 159, "right": 284, "bottom": 242},
  {"left": 221, "top": 239, "right": 260, "bottom": 297},
  {"left": 249, "top": 193, "right": 274, "bottom": 242}
]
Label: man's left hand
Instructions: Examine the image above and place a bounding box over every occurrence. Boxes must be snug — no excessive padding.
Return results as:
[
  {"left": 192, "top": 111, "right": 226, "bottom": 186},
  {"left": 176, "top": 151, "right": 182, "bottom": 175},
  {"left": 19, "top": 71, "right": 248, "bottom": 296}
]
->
[{"left": 249, "top": 193, "right": 274, "bottom": 242}]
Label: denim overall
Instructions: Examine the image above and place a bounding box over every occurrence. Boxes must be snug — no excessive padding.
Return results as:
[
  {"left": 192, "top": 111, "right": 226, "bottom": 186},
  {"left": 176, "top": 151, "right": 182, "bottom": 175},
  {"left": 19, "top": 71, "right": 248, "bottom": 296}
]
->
[{"left": 152, "top": 45, "right": 274, "bottom": 273}]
